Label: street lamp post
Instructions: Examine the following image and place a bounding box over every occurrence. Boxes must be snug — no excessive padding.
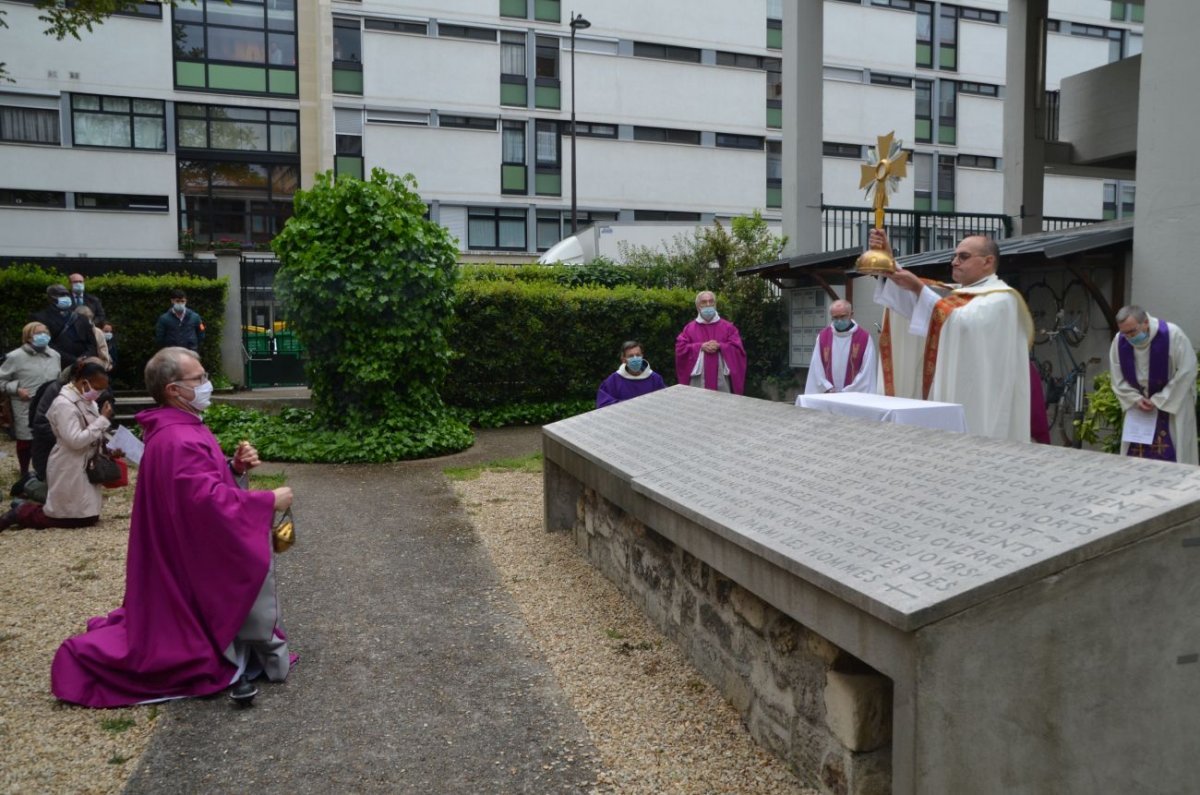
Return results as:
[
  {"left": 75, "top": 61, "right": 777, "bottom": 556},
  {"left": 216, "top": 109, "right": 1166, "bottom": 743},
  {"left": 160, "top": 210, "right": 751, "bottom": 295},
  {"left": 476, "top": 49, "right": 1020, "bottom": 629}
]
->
[{"left": 569, "top": 11, "right": 591, "bottom": 236}]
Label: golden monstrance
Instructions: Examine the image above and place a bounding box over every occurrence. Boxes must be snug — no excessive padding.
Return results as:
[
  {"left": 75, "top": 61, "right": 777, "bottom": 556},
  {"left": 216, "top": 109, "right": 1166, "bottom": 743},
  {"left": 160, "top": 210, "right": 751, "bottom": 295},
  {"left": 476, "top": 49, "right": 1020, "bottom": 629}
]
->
[{"left": 853, "top": 131, "right": 909, "bottom": 275}]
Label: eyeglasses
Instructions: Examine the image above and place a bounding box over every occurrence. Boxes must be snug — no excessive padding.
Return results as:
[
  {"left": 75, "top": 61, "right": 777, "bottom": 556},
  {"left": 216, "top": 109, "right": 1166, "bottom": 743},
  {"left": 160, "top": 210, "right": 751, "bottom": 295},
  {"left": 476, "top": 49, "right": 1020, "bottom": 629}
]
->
[
  {"left": 951, "top": 251, "right": 977, "bottom": 262},
  {"left": 175, "top": 371, "right": 209, "bottom": 384}
]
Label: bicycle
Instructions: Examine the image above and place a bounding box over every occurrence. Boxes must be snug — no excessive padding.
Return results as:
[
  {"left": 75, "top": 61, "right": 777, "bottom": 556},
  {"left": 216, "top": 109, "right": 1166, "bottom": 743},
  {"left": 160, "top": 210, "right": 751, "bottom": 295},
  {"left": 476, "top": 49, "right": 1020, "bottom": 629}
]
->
[{"left": 1035, "top": 308, "right": 1100, "bottom": 448}]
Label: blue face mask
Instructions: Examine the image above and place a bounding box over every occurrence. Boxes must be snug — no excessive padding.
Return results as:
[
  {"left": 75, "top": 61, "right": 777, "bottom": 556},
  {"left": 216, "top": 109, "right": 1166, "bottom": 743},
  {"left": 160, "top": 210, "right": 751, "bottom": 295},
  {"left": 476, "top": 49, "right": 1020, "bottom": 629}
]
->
[
  {"left": 699, "top": 306, "right": 717, "bottom": 321},
  {"left": 1128, "top": 331, "right": 1149, "bottom": 347},
  {"left": 32, "top": 333, "right": 51, "bottom": 348},
  {"left": 104, "top": 332, "right": 113, "bottom": 341},
  {"left": 56, "top": 296, "right": 72, "bottom": 310},
  {"left": 626, "top": 356, "right": 645, "bottom": 372},
  {"left": 173, "top": 302, "right": 187, "bottom": 315},
  {"left": 832, "top": 318, "right": 853, "bottom": 333},
  {"left": 71, "top": 283, "right": 84, "bottom": 294}
]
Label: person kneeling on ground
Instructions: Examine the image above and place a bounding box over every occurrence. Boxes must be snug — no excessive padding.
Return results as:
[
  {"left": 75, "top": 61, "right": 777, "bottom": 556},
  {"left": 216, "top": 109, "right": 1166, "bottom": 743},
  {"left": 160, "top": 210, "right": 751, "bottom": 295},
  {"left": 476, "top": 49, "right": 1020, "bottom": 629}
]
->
[
  {"left": 1, "top": 359, "right": 112, "bottom": 530},
  {"left": 0, "top": 322, "right": 61, "bottom": 495},
  {"left": 50, "top": 347, "right": 295, "bottom": 707},
  {"left": 596, "top": 340, "right": 667, "bottom": 407}
]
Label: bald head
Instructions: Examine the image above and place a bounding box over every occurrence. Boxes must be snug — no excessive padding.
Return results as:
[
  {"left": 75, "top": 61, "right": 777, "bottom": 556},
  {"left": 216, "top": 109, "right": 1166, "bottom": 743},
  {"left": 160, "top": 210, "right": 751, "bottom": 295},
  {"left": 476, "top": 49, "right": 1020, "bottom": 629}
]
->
[{"left": 830, "top": 300, "right": 852, "bottom": 316}]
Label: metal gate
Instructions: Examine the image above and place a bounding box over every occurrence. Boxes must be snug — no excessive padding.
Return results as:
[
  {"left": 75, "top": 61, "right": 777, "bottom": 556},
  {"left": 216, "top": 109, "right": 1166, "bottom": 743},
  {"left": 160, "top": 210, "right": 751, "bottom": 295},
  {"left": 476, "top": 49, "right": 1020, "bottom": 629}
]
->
[{"left": 240, "top": 257, "right": 307, "bottom": 387}]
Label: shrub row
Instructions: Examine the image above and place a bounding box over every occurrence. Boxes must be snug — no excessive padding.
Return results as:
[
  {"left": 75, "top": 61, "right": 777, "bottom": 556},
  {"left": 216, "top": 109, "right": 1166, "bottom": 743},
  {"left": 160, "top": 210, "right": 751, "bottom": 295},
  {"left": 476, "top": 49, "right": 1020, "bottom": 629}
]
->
[{"left": 0, "top": 263, "right": 225, "bottom": 389}]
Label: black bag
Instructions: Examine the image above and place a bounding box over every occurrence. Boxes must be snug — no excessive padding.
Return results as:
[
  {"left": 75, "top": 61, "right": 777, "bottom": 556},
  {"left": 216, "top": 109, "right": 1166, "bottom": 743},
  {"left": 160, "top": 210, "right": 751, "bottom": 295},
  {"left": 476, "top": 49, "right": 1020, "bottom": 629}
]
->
[{"left": 86, "top": 447, "right": 121, "bottom": 484}]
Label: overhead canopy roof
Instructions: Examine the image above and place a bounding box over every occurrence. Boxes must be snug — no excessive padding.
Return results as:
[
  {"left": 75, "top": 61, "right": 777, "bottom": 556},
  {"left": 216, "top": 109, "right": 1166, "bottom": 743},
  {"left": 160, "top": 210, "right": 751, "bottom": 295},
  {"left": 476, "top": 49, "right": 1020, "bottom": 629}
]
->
[{"left": 895, "top": 219, "right": 1133, "bottom": 270}]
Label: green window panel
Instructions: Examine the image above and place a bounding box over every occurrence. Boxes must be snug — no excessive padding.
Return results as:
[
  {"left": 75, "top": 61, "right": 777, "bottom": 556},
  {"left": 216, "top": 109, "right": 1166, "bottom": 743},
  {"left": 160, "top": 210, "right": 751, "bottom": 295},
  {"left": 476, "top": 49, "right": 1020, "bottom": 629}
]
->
[
  {"left": 535, "top": 171, "right": 561, "bottom": 196},
  {"left": 336, "top": 156, "right": 364, "bottom": 180},
  {"left": 1132, "top": 3, "right": 1143, "bottom": 22},
  {"left": 534, "top": 85, "right": 560, "bottom": 110},
  {"left": 269, "top": 69, "right": 297, "bottom": 96},
  {"left": 534, "top": 0, "right": 560, "bottom": 22},
  {"left": 916, "top": 43, "right": 933, "bottom": 68},
  {"left": 767, "top": 27, "right": 782, "bottom": 50},
  {"left": 939, "top": 47, "right": 957, "bottom": 69},
  {"left": 500, "top": 0, "right": 526, "bottom": 17},
  {"left": 209, "top": 64, "right": 267, "bottom": 93},
  {"left": 501, "top": 82, "right": 528, "bottom": 107},
  {"left": 914, "top": 196, "right": 932, "bottom": 212},
  {"left": 1110, "top": 2, "right": 1126, "bottom": 20},
  {"left": 916, "top": 119, "right": 932, "bottom": 142},
  {"left": 767, "top": 186, "right": 782, "bottom": 209},
  {"left": 176, "top": 61, "right": 205, "bottom": 88},
  {"left": 333, "top": 68, "right": 364, "bottom": 95},
  {"left": 766, "top": 106, "right": 782, "bottom": 129},
  {"left": 937, "top": 197, "right": 955, "bottom": 213},
  {"left": 1103, "top": 207, "right": 1117, "bottom": 220},
  {"left": 938, "top": 126, "right": 956, "bottom": 145},
  {"left": 502, "top": 164, "right": 527, "bottom": 193}
]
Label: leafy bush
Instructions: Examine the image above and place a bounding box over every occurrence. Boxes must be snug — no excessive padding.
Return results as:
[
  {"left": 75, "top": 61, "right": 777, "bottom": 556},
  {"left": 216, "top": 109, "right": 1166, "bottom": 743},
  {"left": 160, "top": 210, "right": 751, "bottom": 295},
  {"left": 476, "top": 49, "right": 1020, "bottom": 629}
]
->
[
  {"left": 0, "top": 263, "right": 225, "bottom": 389},
  {"left": 454, "top": 399, "right": 594, "bottom": 428},
  {"left": 1080, "top": 355, "right": 1200, "bottom": 454},
  {"left": 270, "top": 168, "right": 472, "bottom": 459}
]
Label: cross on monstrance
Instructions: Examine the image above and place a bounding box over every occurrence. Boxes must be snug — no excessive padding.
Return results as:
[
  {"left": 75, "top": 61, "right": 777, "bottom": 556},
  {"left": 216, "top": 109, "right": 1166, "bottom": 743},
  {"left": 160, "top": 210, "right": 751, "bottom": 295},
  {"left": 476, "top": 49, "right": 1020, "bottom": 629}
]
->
[{"left": 853, "top": 131, "right": 909, "bottom": 275}]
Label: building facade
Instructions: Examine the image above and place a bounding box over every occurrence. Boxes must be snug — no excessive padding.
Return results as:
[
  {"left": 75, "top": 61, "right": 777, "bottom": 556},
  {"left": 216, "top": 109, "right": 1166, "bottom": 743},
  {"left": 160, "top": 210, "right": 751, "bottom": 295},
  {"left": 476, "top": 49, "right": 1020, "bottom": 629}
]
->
[{"left": 0, "top": 0, "right": 1141, "bottom": 261}]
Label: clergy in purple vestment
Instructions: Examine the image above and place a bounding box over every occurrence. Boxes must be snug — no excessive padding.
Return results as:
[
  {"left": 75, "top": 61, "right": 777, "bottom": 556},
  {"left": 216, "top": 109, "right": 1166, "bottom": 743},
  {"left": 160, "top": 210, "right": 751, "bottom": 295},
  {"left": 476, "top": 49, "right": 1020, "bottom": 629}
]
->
[
  {"left": 675, "top": 291, "right": 747, "bottom": 395},
  {"left": 51, "top": 347, "right": 295, "bottom": 707},
  {"left": 596, "top": 340, "right": 667, "bottom": 407}
]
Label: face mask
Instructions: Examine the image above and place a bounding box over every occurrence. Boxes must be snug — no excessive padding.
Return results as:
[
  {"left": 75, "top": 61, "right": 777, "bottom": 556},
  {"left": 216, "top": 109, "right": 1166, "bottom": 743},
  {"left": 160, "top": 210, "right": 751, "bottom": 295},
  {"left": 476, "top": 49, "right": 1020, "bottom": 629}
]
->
[
  {"left": 1128, "top": 331, "right": 1149, "bottom": 347},
  {"left": 626, "top": 356, "right": 645, "bottom": 373},
  {"left": 31, "top": 333, "right": 51, "bottom": 349},
  {"left": 104, "top": 332, "right": 113, "bottom": 341},
  {"left": 81, "top": 381, "right": 102, "bottom": 402},
  {"left": 56, "top": 296, "right": 72, "bottom": 310},
  {"left": 699, "top": 306, "right": 717, "bottom": 321},
  {"left": 180, "top": 379, "right": 213, "bottom": 412},
  {"left": 173, "top": 302, "right": 187, "bottom": 315},
  {"left": 71, "top": 283, "right": 84, "bottom": 294},
  {"left": 832, "top": 318, "right": 853, "bottom": 333}
]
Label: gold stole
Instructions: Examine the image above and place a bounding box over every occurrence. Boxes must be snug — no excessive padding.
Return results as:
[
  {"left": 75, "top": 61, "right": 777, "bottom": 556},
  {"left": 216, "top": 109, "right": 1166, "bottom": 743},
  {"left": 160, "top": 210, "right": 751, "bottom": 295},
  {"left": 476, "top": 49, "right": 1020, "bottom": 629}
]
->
[{"left": 921, "top": 293, "right": 976, "bottom": 399}]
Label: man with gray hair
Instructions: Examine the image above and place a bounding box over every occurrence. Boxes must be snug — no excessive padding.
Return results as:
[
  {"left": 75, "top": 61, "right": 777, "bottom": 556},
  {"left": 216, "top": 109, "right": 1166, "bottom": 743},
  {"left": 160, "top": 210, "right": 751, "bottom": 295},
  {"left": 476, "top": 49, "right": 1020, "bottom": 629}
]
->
[
  {"left": 675, "top": 290, "right": 747, "bottom": 394},
  {"left": 1108, "top": 305, "right": 1197, "bottom": 464},
  {"left": 803, "top": 299, "right": 877, "bottom": 395},
  {"left": 52, "top": 347, "right": 296, "bottom": 706}
]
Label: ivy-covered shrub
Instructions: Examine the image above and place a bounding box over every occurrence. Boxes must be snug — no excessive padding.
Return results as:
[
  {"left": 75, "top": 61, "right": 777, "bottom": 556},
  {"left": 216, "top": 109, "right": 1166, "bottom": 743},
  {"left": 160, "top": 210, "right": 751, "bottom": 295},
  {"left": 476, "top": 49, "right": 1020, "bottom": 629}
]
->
[
  {"left": 270, "top": 168, "right": 472, "bottom": 459},
  {"left": 0, "top": 262, "right": 225, "bottom": 389},
  {"left": 444, "top": 280, "right": 695, "bottom": 408}
]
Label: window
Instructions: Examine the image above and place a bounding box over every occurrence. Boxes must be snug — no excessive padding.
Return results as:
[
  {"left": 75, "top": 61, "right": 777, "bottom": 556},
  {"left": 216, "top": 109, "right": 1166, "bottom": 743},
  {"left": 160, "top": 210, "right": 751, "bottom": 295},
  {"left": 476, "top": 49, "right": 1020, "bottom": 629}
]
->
[
  {"left": 534, "top": 0, "right": 561, "bottom": 22},
  {"left": 72, "top": 94, "right": 165, "bottom": 150},
  {"left": 535, "top": 119, "right": 560, "bottom": 195},
  {"left": 364, "top": 18, "right": 428, "bottom": 35},
  {"left": 439, "top": 115, "right": 498, "bottom": 131},
  {"left": 716, "top": 51, "right": 766, "bottom": 69},
  {"left": 873, "top": 0, "right": 915, "bottom": 9},
  {"left": 633, "top": 210, "right": 701, "bottom": 222},
  {"left": 938, "top": 80, "right": 957, "bottom": 144},
  {"left": 178, "top": 159, "right": 298, "bottom": 246},
  {"left": 570, "top": 121, "right": 617, "bottom": 138},
  {"left": 501, "top": 120, "right": 526, "bottom": 194},
  {"left": 366, "top": 110, "right": 430, "bottom": 126},
  {"left": 823, "top": 142, "right": 863, "bottom": 159},
  {"left": 915, "top": 2, "right": 933, "bottom": 68},
  {"left": 958, "top": 154, "right": 997, "bottom": 169},
  {"left": 0, "top": 105, "right": 60, "bottom": 144},
  {"left": 335, "top": 134, "right": 364, "bottom": 180},
  {"left": 1047, "top": 19, "right": 1061, "bottom": 33},
  {"left": 766, "top": 140, "right": 782, "bottom": 209},
  {"left": 633, "top": 126, "right": 701, "bottom": 145},
  {"left": 914, "top": 79, "right": 932, "bottom": 142},
  {"left": 870, "top": 72, "right": 912, "bottom": 88},
  {"left": 766, "top": 57, "right": 782, "bottom": 128},
  {"left": 937, "top": 154, "right": 955, "bottom": 212},
  {"left": 716, "top": 133, "right": 764, "bottom": 150},
  {"left": 0, "top": 188, "right": 66, "bottom": 208},
  {"left": 536, "top": 211, "right": 561, "bottom": 250},
  {"left": 177, "top": 103, "right": 299, "bottom": 152},
  {"left": 500, "top": 0, "right": 526, "bottom": 18},
  {"left": 1120, "top": 183, "right": 1136, "bottom": 217},
  {"left": 76, "top": 193, "right": 170, "bottom": 212},
  {"left": 439, "top": 24, "right": 497, "bottom": 42},
  {"left": 535, "top": 36, "right": 561, "bottom": 109},
  {"left": 1103, "top": 182, "right": 1117, "bottom": 220},
  {"left": 766, "top": 18, "right": 782, "bottom": 49},
  {"left": 1111, "top": 2, "right": 1144, "bottom": 24},
  {"left": 333, "top": 18, "right": 361, "bottom": 64},
  {"left": 114, "top": 3, "right": 164, "bottom": 18},
  {"left": 468, "top": 207, "right": 526, "bottom": 250},
  {"left": 766, "top": 0, "right": 783, "bottom": 19},
  {"left": 959, "top": 7, "right": 1000, "bottom": 23},
  {"left": 172, "top": 0, "right": 297, "bottom": 96},
  {"left": 938, "top": 5, "right": 958, "bottom": 70},
  {"left": 913, "top": 152, "right": 933, "bottom": 211},
  {"left": 632, "top": 42, "right": 701, "bottom": 63},
  {"left": 958, "top": 81, "right": 999, "bottom": 97}
]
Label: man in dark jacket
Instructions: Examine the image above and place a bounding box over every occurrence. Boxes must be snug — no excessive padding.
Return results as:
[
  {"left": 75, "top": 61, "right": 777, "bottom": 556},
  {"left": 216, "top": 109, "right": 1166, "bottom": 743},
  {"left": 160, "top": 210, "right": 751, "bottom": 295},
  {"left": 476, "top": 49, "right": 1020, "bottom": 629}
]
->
[
  {"left": 30, "top": 285, "right": 96, "bottom": 368},
  {"left": 68, "top": 273, "right": 106, "bottom": 325},
  {"left": 155, "top": 289, "right": 205, "bottom": 351}
]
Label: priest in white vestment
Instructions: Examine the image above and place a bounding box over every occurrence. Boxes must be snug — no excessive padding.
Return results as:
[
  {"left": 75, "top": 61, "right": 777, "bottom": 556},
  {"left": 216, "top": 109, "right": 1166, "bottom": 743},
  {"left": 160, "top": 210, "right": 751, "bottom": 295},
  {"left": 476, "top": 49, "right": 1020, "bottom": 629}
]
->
[
  {"left": 1108, "top": 305, "right": 1197, "bottom": 465},
  {"left": 870, "top": 230, "right": 1033, "bottom": 443},
  {"left": 804, "top": 299, "right": 877, "bottom": 395}
]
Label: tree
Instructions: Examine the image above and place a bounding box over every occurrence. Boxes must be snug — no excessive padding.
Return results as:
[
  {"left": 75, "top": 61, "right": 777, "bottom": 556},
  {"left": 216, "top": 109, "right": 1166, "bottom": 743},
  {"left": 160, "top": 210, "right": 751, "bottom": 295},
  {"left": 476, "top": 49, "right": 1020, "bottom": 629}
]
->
[{"left": 270, "top": 168, "right": 473, "bottom": 458}]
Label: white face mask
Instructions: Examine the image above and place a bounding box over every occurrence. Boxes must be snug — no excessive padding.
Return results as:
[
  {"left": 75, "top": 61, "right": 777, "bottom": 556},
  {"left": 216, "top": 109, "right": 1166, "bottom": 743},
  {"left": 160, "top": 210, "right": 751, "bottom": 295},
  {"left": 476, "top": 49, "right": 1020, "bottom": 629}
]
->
[{"left": 174, "top": 379, "right": 213, "bottom": 412}]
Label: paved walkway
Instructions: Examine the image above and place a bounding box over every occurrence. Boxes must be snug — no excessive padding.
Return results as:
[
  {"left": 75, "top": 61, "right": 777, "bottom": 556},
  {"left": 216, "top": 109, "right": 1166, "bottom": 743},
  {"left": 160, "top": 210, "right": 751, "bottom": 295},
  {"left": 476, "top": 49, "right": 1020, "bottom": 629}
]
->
[{"left": 123, "top": 427, "right": 600, "bottom": 794}]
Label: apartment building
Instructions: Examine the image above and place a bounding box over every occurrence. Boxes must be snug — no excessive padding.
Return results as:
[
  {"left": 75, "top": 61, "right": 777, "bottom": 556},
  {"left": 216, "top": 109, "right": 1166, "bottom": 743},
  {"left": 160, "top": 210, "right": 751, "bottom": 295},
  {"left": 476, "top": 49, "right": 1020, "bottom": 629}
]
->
[{"left": 0, "top": 0, "right": 1142, "bottom": 260}]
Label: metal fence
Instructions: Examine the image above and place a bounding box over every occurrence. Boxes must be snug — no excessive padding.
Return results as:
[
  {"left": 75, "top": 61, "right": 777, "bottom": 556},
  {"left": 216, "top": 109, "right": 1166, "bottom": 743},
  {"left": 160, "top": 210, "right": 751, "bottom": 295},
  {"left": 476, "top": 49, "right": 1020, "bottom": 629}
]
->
[
  {"left": 1043, "top": 216, "right": 1101, "bottom": 231},
  {"left": 820, "top": 206, "right": 1013, "bottom": 256}
]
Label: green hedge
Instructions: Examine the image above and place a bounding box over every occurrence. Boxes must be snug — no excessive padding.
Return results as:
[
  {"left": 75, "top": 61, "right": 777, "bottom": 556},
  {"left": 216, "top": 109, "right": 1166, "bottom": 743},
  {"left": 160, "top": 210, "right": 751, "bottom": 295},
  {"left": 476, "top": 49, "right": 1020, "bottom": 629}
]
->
[
  {"left": 444, "top": 280, "right": 695, "bottom": 407},
  {"left": 0, "top": 263, "right": 226, "bottom": 389}
]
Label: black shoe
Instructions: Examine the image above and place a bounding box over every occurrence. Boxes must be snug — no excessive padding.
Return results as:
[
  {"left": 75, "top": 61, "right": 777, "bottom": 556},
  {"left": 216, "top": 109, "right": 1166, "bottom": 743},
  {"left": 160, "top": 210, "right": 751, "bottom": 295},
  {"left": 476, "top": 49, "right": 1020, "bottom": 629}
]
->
[{"left": 228, "top": 675, "right": 258, "bottom": 706}]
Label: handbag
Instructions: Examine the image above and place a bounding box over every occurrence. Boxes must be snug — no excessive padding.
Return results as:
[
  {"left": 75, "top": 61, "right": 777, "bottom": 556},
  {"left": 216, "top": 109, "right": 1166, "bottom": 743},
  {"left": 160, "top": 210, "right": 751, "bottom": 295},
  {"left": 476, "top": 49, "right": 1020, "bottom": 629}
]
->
[
  {"left": 86, "top": 446, "right": 122, "bottom": 485},
  {"left": 102, "top": 456, "right": 128, "bottom": 489},
  {"left": 272, "top": 508, "right": 295, "bottom": 554}
]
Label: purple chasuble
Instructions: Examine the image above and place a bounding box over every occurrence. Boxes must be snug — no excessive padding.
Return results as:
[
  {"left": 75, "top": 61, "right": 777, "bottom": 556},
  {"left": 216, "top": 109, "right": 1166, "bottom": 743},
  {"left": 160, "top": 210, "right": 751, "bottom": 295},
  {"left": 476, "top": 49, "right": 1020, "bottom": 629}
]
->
[
  {"left": 818, "top": 325, "right": 870, "bottom": 389},
  {"left": 1117, "top": 318, "right": 1176, "bottom": 462},
  {"left": 596, "top": 369, "right": 667, "bottom": 407},
  {"left": 674, "top": 319, "right": 748, "bottom": 394},
  {"left": 50, "top": 406, "right": 280, "bottom": 707}
]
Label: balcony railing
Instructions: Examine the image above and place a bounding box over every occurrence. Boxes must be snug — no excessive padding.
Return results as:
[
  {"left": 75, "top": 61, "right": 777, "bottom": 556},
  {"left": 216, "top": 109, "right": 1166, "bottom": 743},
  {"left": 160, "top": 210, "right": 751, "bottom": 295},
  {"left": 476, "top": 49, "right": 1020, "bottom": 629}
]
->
[{"left": 820, "top": 206, "right": 1013, "bottom": 256}]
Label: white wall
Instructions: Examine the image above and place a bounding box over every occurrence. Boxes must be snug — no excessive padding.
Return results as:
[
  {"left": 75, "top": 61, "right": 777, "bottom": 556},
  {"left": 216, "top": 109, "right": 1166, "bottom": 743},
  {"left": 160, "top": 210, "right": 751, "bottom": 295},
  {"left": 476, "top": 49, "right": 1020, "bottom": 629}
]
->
[
  {"left": 955, "top": 168, "right": 1004, "bottom": 214},
  {"left": 365, "top": 124, "right": 502, "bottom": 203},
  {"left": 823, "top": 3, "right": 914, "bottom": 74},
  {"left": 580, "top": 0, "right": 765, "bottom": 51},
  {"left": 821, "top": 156, "right": 915, "bottom": 209},
  {"left": 957, "top": 21, "right": 1007, "bottom": 83},
  {"left": 367, "top": 0, "right": 498, "bottom": 25},
  {"left": 957, "top": 95, "right": 1003, "bottom": 155},
  {"left": 823, "top": 82, "right": 915, "bottom": 147},
  {"left": 1045, "top": 32, "right": 1111, "bottom": 89},
  {"left": 1044, "top": 174, "right": 1104, "bottom": 218},
  {"left": 364, "top": 34, "right": 498, "bottom": 112}
]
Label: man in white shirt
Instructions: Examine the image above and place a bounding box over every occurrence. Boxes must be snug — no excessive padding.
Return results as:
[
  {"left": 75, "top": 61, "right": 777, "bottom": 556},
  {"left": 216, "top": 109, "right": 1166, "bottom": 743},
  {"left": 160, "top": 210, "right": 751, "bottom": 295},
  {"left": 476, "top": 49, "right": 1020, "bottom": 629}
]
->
[{"left": 803, "top": 300, "right": 877, "bottom": 395}]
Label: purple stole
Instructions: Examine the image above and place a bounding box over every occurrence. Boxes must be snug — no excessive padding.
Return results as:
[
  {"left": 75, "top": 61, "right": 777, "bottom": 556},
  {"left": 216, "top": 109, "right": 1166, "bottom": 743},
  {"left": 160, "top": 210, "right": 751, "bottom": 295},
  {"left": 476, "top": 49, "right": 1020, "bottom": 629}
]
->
[
  {"left": 1118, "top": 319, "right": 1176, "bottom": 461},
  {"left": 819, "top": 325, "right": 869, "bottom": 390}
]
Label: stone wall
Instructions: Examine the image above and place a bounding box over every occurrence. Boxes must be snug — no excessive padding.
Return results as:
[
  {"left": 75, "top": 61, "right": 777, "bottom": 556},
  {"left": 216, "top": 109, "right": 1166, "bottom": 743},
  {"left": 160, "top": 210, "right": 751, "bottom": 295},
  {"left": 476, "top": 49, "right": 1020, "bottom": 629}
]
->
[{"left": 572, "top": 487, "right": 892, "bottom": 795}]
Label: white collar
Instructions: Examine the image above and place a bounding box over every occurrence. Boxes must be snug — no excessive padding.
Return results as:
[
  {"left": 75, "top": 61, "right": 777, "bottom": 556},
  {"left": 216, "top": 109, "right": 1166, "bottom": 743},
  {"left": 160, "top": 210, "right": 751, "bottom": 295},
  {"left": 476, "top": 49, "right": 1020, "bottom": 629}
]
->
[
  {"left": 617, "top": 364, "right": 655, "bottom": 380},
  {"left": 694, "top": 311, "right": 721, "bottom": 324},
  {"left": 831, "top": 321, "right": 858, "bottom": 337}
]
